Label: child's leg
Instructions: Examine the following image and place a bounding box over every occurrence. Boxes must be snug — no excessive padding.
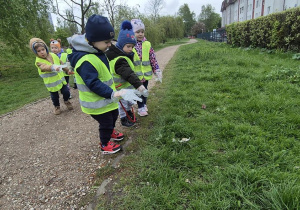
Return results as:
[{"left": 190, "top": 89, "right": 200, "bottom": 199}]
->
[
  {"left": 91, "top": 109, "right": 119, "bottom": 146},
  {"left": 60, "top": 85, "right": 71, "bottom": 101},
  {"left": 118, "top": 99, "right": 127, "bottom": 118},
  {"left": 119, "top": 99, "right": 135, "bottom": 127},
  {"left": 142, "top": 80, "right": 149, "bottom": 105},
  {"left": 73, "top": 76, "right": 77, "bottom": 89},
  {"left": 50, "top": 91, "right": 60, "bottom": 107},
  {"left": 60, "top": 85, "right": 73, "bottom": 110},
  {"left": 65, "top": 76, "right": 70, "bottom": 87},
  {"left": 137, "top": 80, "right": 149, "bottom": 108},
  {"left": 64, "top": 76, "right": 72, "bottom": 98}
]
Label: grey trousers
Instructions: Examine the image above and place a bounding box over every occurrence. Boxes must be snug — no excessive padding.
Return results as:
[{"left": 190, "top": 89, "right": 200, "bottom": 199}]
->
[{"left": 118, "top": 99, "right": 133, "bottom": 118}]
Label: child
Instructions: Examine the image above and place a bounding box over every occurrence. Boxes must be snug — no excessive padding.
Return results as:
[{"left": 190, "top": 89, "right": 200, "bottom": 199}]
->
[
  {"left": 131, "top": 19, "right": 162, "bottom": 117},
  {"left": 29, "top": 38, "right": 74, "bottom": 115},
  {"left": 50, "top": 39, "right": 72, "bottom": 98},
  {"left": 106, "top": 20, "right": 148, "bottom": 127},
  {"left": 66, "top": 36, "right": 77, "bottom": 89},
  {"left": 67, "top": 14, "right": 141, "bottom": 154}
]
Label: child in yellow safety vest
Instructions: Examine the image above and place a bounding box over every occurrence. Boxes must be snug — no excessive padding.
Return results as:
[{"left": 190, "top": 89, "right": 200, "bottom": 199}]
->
[
  {"left": 50, "top": 39, "right": 72, "bottom": 99},
  {"left": 29, "top": 38, "right": 74, "bottom": 115},
  {"left": 67, "top": 14, "right": 142, "bottom": 154},
  {"left": 131, "top": 19, "right": 163, "bottom": 117},
  {"left": 66, "top": 36, "right": 78, "bottom": 90},
  {"left": 106, "top": 20, "right": 148, "bottom": 127}
]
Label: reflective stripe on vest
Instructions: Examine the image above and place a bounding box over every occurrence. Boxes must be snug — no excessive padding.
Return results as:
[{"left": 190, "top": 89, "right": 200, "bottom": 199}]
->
[
  {"left": 39, "top": 72, "right": 58, "bottom": 78},
  {"left": 133, "top": 60, "right": 141, "bottom": 66},
  {"left": 133, "top": 41, "right": 152, "bottom": 80},
  {"left": 45, "top": 78, "right": 66, "bottom": 88},
  {"left": 110, "top": 56, "right": 135, "bottom": 90},
  {"left": 74, "top": 54, "right": 118, "bottom": 115},
  {"left": 79, "top": 98, "right": 114, "bottom": 109},
  {"left": 77, "top": 79, "right": 114, "bottom": 92},
  {"left": 60, "top": 53, "right": 69, "bottom": 76},
  {"left": 35, "top": 52, "right": 67, "bottom": 92}
]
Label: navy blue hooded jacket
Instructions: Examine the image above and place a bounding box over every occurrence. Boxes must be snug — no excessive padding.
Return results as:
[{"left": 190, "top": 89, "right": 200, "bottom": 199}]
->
[{"left": 67, "top": 34, "right": 113, "bottom": 99}]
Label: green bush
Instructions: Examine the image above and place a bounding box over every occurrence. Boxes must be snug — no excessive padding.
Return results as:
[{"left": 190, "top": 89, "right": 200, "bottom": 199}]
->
[{"left": 227, "top": 7, "right": 300, "bottom": 51}]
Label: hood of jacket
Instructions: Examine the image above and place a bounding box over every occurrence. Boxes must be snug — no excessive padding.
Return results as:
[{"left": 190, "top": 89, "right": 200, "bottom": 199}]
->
[
  {"left": 68, "top": 34, "right": 98, "bottom": 68},
  {"left": 29, "top": 38, "right": 50, "bottom": 57},
  {"left": 105, "top": 44, "right": 134, "bottom": 61}
]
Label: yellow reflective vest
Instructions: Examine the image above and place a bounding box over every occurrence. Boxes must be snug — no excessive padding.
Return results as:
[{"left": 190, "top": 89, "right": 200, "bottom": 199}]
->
[
  {"left": 110, "top": 56, "right": 135, "bottom": 91},
  {"left": 74, "top": 54, "right": 118, "bottom": 115},
  {"left": 66, "top": 48, "right": 73, "bottom": 54},
  {"left": 35, "top": 53, "right": 66, "bottom": 92},
  {"left": 133, "top": 41, "right": 152, "bottom": 80},
  {"left": 60, "top": 52, "right": 69, "bottom": 76}
]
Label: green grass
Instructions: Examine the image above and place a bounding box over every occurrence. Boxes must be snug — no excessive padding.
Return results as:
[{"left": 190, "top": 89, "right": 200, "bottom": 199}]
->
[
  {"left": 0, "top": 39, "right": 187, "bottom": 116},
  {"left": 0, "top": 55, "right": 48, "bottom": 115},
  {"left": 95, "top": 40, "right": 300, "bottom": 209},
  {"left": 155, "top": 38, "right": 190, "bottom": 51}
]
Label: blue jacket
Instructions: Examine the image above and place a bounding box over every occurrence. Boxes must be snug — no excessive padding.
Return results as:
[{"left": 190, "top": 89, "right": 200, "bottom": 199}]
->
[{"left": 68, "top": 35, "right": 113, "bottom": 99}]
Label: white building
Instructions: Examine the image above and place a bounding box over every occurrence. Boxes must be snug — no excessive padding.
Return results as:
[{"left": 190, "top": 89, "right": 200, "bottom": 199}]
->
[{"left": 221, "top": 0, "right": 300, "bottom": 27}]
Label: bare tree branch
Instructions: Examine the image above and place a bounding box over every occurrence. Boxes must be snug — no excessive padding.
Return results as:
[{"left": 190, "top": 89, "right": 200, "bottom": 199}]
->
[
  {"left": 146, "top": 0, "right": 165, "bottom": 20},
  {"left": 70, "top": 0, "right": 81, "bottom": 6},
  {"left": 54, "top": 0, "right": 97, "bottom": 34},
  {"left": 102, "top": 0, "right": 117, "bottom": 27},
  {"left": 55, "top": 0, "right": 81, "bottom": 26}
]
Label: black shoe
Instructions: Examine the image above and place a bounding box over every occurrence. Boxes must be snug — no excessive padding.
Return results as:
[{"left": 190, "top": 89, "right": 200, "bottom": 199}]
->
[
  {"left": 121, "top": 117, "right": 135, "bottom": 127},
  {"left": 127, "top": 110, "right": 137, "bottom": 122},
  {"left": 73, "top": 83, "right": 77, "bottom": 89}
]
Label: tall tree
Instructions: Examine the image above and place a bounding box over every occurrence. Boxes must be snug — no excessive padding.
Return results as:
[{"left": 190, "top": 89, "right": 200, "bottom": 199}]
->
[
  {"left": 53, "top": 11, "right": 79, "bottom": 46},
  {"left": 0, "top": 0, "right": 53, "bottom": 54},
  {"left": 158, "top": 16, "right": 184, "bottom": 39},
  {"left": 101, "top": 0, "right": 117, "bottom": 27},
  {"left": 57, "top": 9, "right": 79, "bottom": 35},
  {"left": 114, "top": 4, "right": 140, "bottom": 34},
  {"left": 53, "top": 0, "right": 99, "bottom": 34},
  {"left": 191, "top": 22, "right": 206, "bottom": 36},
  {"left": 178, "top": 4, "right": 196, "bottom": 36},
  {"left": 198, "top": 4, "right": 221, "bottom": 32},
  {"left": 146, "top": 0, "right": 165, "bottom": 21},
  {"left": 84, "top": 2, "right": 104, "bottom": 23}
]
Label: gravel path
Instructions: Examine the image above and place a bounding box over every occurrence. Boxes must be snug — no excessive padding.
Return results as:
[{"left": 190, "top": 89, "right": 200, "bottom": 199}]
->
[{"left": 0, "top": 39, "right": 197, "bottom": 209}]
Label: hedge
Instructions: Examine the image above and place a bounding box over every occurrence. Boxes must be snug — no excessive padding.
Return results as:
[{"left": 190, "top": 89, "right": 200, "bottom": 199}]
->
[{"left": 226, "top": 7, "right": 300, "bottom": 51}]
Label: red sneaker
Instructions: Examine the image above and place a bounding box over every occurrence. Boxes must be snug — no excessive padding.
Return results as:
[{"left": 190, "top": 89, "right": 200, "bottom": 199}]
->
[
  {"left": 111, "top": 129, "right": 124, "bottom": 141},
  {"left": 100, "top": 141, "right": 121, "bottom": 154}
]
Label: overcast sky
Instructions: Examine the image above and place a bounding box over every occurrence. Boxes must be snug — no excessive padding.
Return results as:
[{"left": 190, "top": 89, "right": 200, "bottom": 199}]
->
[
  {"left": 125, "top": 0, "right": 223, "bottom": 16},
  {"left": 52, "top": 0, "right": 223, "bottom": 27}
]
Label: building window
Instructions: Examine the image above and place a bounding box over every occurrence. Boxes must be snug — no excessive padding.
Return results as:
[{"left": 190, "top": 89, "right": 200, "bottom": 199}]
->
[
  {"left": 240, "top": 6, "right": 244, "bottom": 14},
  {"left": 267, "top": 6, "right": 271, "bottom": 14}
]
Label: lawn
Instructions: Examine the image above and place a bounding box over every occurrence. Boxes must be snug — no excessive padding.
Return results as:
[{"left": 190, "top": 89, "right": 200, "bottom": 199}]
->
[
  {"left": 94, "top": 40, "right": 300, "bottom": 209},
  {"left": 0, "top": 39, "right": 187, "bottom": 116}
]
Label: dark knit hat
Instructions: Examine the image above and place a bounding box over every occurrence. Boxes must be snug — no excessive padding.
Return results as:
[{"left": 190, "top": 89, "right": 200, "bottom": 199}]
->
[
  {"left": 116, "top": 20, "right": 136, "bottom": 50},
  {"left": 85, "top": 14, "right": 115, "bottom": 42}
]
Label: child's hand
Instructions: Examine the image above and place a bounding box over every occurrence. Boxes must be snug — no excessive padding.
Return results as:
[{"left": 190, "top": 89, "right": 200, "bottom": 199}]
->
[
  {"left": 136, "top": 85, "right": 149, "bottom": 97},
  {"left": 67, "top": 70, "right": 74, "bottom": 75},
  {"left": 51, "top": 65, "right": 61, "bottom": 72},
  {"left": 155, "top": 69, "right": 162, "bottom": 83},
  {"left": 112, "top": 89, "right": 142, "bottom": 104}
]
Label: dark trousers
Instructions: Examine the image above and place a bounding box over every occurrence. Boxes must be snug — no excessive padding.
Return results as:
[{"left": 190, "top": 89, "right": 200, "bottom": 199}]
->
[
  {"left": 65, "top": 76, "right": 70, "bottom": 84},
  {"left": 137, "top": 80, "right": 148, "bottom": 108},
  {"left": 91, "top": 109, "right": 119, "bottom": 146},
  {"left": 50, "top": 85, "right": 70, "bottom": 107}
]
